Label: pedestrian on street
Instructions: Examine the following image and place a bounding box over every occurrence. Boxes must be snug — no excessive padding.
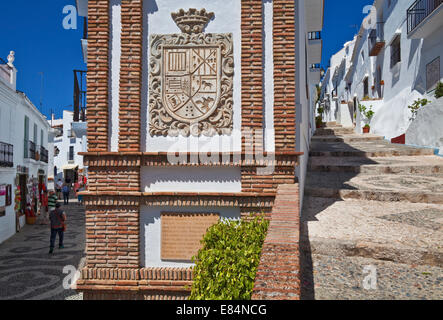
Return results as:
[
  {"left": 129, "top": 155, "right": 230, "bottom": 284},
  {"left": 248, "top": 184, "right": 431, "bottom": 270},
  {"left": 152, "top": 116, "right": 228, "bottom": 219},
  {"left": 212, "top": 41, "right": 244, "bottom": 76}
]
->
[
  {"left": 56, "top": 179, "right": 63, "bottom": 200},
  {"left": 62, "top": 183, "right": 70, "bottom": 205},
  {"left": 49, "top": 203, "right": 66, "bottom": 254},
  {"left": 48, "top": 190, "right": 58, "bottom": 211}
]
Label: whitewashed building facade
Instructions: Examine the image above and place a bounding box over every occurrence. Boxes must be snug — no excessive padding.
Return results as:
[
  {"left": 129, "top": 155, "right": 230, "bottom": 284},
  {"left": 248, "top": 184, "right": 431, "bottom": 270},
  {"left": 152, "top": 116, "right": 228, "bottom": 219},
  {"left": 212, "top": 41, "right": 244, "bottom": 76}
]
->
[
  {"left": 0, "top": 52, "right": 54, "bottom": 244},
  {"left": 321, "top": 0, "right": 443, "bottom": 144}
]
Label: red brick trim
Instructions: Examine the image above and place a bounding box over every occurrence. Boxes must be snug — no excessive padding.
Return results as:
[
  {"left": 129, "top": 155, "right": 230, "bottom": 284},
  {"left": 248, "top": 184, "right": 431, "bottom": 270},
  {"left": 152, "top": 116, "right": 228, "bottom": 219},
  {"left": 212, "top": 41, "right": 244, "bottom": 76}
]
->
[
  {"left": 119, "top": 0, "right": 143, "bottom": 151},
  {"left": 82, "top": 290, "right": 189, "bottom": 300},
  {"left": 82, "top": 193, "right": 276, "bottom": 208},
  {"left": 273, "top": 0, "right": 296, "bottom": 151},
  {"left": 252, "top": 184, "right": 301, "bottom": 300},
  {"left": 241, "top": 0, "right": 264, "bottom": 153},
  {"left": 87, "top": 0, "right": 110, "bottom": 152},
  {"left": 81, "top": 152, "right": 301, "bottom": 168}
]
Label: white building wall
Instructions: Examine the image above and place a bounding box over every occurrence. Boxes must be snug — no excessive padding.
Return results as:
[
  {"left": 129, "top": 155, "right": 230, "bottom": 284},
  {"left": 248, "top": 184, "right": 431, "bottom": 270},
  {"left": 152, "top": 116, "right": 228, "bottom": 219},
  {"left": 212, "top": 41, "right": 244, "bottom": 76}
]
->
[
  {"left": 295, "top": 0, "right": 310, "bottom": 212},
  {"left": 53, "top": 111, "right": 84, "bottom": 181},
  {"left": 343, "top": 0, "right": 443, "bottom": 140},
  {"left": 140, "top": 206, "right": 240, "bottom": 268},
  {"left": 0, "top": 77, "right": 50, "bottom": 244}
]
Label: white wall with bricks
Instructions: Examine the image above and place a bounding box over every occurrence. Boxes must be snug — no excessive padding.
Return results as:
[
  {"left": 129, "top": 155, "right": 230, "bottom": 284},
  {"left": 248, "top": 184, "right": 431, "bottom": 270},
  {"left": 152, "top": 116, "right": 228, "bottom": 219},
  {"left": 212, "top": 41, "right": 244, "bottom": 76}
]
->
[{"left": 140, "top": 206, "right": 241, "bottom": 268}]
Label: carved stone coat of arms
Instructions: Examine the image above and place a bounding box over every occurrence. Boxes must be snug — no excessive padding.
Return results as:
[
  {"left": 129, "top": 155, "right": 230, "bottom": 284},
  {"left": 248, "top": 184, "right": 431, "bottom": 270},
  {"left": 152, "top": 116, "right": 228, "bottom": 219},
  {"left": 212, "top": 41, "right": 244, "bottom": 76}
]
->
[{"left": 149, "top": 9, "right": 234, "bottom": 137}]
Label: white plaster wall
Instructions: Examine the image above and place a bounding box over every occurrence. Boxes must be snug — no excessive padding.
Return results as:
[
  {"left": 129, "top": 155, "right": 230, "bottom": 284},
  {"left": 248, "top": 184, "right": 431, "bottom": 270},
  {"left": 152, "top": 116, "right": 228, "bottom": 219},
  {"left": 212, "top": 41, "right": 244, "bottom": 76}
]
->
[
  {"left": 420, "top": 28, "right": 443, "bottom": 92},
  {"left": 264, "top": 0, "right": 275, "bottom": 153},
  {"left": 406, "top": 97, "right": 443, "bottom": 152},
  {"left": 141, "top": 166, "right": 241, "bottom": 193},
  {"left": 139, "top": 0, "right": 243, "bottom": 153},
  {"left": 0, "top": 169, "right": 16, "bottom": 244},
  {"left": 140, "top": 206, "right": 241, "bottom": 268},
  {"left": 109, "top": 0, "right": 121, "bottom": 152},
  {"left": 295, "top": 0, "right": 310, "bottom": 213}
]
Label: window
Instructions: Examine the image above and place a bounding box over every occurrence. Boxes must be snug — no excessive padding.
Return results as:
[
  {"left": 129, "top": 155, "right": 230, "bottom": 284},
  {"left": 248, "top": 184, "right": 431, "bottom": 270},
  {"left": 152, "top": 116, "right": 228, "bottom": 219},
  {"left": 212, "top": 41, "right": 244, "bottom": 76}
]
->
[
  {"left": 69, "top": 146, "right": 74, "bottom": 161},
  {"left": 41, "top": 129, "right": 44, "bottom": 147},
  {"left": 426, "top": 57, "right": 440, "bottom": 91},
  {"left": 24, "top": 116, "right": 29, "bottom": 158},
  {"left": 308, "top": 31, "right": 321, "bottom": 40},
  {"left": 33, "top": 124, "right": 37, "bottom": 145},
  {"left": 391, "top": 35, "right": 401, "bottom": 68},
  {"left": 364, "top": 77, "right": 369, "bottom": 97}
]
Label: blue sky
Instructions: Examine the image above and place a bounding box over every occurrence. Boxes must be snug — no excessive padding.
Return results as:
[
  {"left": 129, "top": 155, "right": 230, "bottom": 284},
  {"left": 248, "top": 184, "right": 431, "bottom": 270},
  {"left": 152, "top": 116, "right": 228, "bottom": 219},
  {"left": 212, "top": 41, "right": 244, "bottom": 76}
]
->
[
  {"left": 321, "top": 0, "right": 374, "bottom": 68},
  {"left": 0, "top": 0, "right": 373, "bottom": 120},
  {"left": 0, "top": 0, "right": 86, "bottom": 120}
]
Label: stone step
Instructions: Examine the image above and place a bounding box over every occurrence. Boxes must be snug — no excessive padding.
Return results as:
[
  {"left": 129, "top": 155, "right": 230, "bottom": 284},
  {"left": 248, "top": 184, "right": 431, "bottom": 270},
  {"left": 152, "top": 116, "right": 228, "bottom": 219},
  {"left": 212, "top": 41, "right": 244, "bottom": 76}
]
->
[
  {"left": 302, "top": 238, "right": 443, "bottom": 268},
  {"left": 308, "top": 156, "right": 443, "bottom": 174},
  {"left": 310, "top": 139, "right": 435, "bottom": 158},
  {"left": 305, "top": 172, "right": 443, "bottom": 204},
  {"left": 300, "top": 253, "right": 443, "bottom": 300},
  {"left": 301, "top": 197, "right": 443, "bottom": 265},
  {"left": 315, "top": 127, "right": 355, "bottom": 136},
  {"left": 311, "top": 135, "right": 384, "bottom": 143}
]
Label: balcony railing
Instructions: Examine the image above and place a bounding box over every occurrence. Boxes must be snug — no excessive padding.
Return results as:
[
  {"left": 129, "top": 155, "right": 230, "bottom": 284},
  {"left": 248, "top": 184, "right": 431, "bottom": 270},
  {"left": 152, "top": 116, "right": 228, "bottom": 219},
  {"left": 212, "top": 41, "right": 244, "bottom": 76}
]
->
[
  {"left": 40, "top": 146, "right": 48, "bottom": 164},
  {"left": 369, "top": 22, "right": 385, "bottom": 56},
  {"left": 0, "top": 142, "right": 13, "bottom": 167},
  {"left": 407, "top": 0, "right": 443, "bottom": 34}
]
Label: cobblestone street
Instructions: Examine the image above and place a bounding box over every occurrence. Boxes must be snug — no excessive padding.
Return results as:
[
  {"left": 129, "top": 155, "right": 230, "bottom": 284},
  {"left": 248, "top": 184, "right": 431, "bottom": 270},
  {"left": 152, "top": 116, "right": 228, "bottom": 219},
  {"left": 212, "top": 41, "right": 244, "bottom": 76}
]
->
[
  {"left": 0, "top": 201, "right": 85, "bottom": 300},
  {"left": 301, "top": 124, "right": 443, "bottom": 300}
]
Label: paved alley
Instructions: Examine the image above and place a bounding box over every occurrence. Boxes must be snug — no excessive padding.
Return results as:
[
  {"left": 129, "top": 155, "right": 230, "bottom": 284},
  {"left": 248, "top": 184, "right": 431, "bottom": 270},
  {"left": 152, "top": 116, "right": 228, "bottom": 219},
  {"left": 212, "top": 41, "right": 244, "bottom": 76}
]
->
[
  {"left": 0, "top": 202, "right": 85, "bottom": 300},
  {"left": 301, "top": 123, "right": 443, "bottom": 300}
]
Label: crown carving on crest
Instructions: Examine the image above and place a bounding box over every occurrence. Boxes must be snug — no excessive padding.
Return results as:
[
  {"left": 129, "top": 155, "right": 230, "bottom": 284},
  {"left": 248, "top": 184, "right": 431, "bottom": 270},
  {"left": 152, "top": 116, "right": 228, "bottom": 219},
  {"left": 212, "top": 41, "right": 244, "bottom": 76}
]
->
[{"left": 171, "top": 8, "right": 215, "bottom": 34}]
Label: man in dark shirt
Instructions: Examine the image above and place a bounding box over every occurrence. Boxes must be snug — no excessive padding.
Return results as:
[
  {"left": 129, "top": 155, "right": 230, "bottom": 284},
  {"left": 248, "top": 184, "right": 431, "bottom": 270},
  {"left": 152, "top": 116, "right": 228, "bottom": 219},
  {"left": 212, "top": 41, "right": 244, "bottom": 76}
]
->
[{"left": 49, "top": 203, "right": 66, "bottom": 254}]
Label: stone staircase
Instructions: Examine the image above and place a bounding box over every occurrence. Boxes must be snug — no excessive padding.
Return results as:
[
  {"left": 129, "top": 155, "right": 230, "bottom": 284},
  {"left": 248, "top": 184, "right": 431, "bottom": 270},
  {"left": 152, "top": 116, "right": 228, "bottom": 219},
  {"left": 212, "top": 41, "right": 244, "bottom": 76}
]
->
[{"left": 301, "top": 124, "right": 443, "bottom": 300}]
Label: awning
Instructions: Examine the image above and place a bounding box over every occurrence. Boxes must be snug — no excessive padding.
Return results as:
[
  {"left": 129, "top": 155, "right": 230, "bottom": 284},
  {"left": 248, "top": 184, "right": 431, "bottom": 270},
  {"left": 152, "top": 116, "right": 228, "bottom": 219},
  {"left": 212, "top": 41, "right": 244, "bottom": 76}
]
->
[{"left": 62, "top": 164, "right": 79, "bottom": 171}]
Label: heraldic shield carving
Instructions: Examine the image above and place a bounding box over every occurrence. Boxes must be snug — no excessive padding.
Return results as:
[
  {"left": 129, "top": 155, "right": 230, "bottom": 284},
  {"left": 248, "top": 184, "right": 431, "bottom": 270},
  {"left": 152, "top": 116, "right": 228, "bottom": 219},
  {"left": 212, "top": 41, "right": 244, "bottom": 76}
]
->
[{"left": 149, "top": 9, "right": 234, "bottom": 137}]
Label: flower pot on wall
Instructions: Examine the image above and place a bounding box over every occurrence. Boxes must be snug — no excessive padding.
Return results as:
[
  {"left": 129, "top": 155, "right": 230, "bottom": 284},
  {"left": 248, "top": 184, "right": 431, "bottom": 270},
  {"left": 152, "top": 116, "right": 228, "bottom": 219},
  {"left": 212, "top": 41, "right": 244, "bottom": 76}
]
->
[{"left": 363, "top": 126, "right": 370, "bottom": 134}]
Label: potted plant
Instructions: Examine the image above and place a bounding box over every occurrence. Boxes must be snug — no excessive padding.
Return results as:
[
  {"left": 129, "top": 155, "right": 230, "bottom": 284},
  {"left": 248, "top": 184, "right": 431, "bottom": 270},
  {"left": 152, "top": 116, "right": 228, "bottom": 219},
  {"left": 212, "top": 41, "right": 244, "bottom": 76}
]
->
[
  {"left": 380, "top": 80, "right": 385, "bottom": 86},
  {"left": 358, "top": 103, "right": 375, "bottom": 134},
  {"left": 371, "top": 85, "right": 375, "bottom": 91},
  {"left": 316, "top": 116, "right": 323, "bottom": 129},
  {"left": 363, "top": 124, "right": 370, "bottom": 133}
]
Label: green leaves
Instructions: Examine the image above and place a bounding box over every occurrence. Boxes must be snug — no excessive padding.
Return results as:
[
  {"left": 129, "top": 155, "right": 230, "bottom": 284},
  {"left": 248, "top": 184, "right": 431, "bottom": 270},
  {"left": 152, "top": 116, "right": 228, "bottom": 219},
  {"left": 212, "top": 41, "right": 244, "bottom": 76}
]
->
[
  {"left": 190, "top": 216, "right": 269, "bottom": 300},
  {"left": 408, "top": 98, "right": 429, "bottom": 121},
  {"left": 435, "top": 82, "right": 443, "bottom": 99}
]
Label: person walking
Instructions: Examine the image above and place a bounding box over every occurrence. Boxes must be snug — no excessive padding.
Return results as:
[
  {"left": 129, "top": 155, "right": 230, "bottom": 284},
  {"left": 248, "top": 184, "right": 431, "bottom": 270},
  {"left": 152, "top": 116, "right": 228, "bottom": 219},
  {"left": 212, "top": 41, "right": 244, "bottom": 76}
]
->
[
  {"left": 49, "top": 203, "right": 66, "bottom": 254},
  {"left": 48, "top": 190, "right": 58, "bottom": 212},
  {"left": 62, "top": 183, "right": 70, "bottom": 205},
  {"left": 56, "top": 179, "right": 63, "bottom": 200}
]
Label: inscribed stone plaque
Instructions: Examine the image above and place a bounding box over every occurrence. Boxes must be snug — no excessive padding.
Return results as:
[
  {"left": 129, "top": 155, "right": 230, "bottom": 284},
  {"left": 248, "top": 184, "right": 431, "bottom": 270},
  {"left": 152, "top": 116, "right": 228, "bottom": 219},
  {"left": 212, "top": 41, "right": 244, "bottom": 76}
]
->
[
  {"left": 426, "top": 57, "right": 440, "bottom": 91},
  {"left": 149, "top": 8, "right": 234, "bottom": 137},
  {"left": 161, "top": 212, "right": 220, "bottom": 261}
]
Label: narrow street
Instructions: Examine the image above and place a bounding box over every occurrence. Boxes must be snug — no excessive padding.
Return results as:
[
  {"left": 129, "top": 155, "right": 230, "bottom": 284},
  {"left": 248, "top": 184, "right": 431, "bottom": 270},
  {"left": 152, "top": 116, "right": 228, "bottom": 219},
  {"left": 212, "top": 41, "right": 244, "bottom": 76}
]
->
[
  {"left": 0, "top": 201, "right": 85, "bottom": 300},
  {"left": 301, "top": 123, "right": 443, "bottom": 300}
]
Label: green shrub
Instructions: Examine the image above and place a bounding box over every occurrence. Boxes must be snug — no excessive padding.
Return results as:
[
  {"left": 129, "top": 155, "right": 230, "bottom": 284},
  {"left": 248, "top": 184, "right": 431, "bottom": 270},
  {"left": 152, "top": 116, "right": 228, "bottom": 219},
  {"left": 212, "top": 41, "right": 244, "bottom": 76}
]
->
[
  {"left": 358, "top": 103, "right": 375, "bottom": 122},
  {"left": 190, "top": 216, "right": 269, "bottom": 300},
  {"left": 435, "top": 81, "right": 443, "bottom": 99},
  {"left": 408, "top": 98, "right": 429, "bottom": 121}
]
